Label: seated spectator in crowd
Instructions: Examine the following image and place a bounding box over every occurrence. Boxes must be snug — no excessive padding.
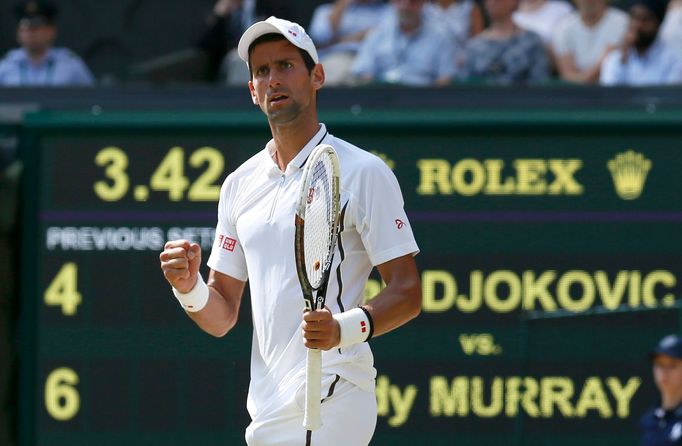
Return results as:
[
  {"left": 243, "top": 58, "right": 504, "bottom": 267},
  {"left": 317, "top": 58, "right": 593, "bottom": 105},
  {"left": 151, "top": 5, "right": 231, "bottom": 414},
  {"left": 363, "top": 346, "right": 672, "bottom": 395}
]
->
[
  {"left": 424, "top": 0, "right": 485, "bottom": 49},
  {"left": 552, "top": 0, "right": 628, "bottom": 84},
  {"left": 460, "top": 0, "right": 549, "bottom": 85},
  {"left": 308, "top": 0, "right": 390, "bottom": 85},
  {"left": 660, "top": 0, "right": 682, "bottom": 44},
  {"left": 512, "top": 0, "right": 573, "bottom": 46},
  {"left": 195, "top": 0, "right": 292, "bottom": 82},
  {"left": 600, "top": 0, "right": 682, "bottom": 86},
  {"left": 0, "top": 1, "right": 94, "bottom": 86},
  {"left": 352, "top": 0, "right": 458, "bottom": 87},
  {"left": 639, "top": 335, "right": 682, "bottom": 446}
]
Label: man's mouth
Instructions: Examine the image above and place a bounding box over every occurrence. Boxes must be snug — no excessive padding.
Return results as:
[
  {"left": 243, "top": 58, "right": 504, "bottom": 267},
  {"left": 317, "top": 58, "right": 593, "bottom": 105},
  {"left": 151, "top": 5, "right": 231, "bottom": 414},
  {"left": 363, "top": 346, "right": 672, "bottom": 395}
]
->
[{"left": 269, "top": 93, "right": 289, "bottom": 104}]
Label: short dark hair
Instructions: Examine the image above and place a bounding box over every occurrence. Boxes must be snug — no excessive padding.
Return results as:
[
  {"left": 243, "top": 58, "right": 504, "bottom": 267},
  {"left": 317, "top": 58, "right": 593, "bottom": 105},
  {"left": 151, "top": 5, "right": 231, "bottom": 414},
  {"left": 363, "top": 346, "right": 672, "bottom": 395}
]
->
[{"left": 247, "top": 33, "right": 316, "bottom": 77}]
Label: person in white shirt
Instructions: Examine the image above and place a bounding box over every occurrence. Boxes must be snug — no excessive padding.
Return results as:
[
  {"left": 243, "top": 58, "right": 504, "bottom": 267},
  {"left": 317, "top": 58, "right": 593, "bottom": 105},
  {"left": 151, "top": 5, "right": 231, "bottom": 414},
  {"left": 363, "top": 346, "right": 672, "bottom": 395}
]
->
[
  {"left": 600, "top": 0, "right": 682, "bottom": 86},
  {"left": 512, "top": 0, "right": 573, "bottom": 46},
  {"left": 159, "top": 16, "right": 421, "bottom": 446},
  {"left": 552, "top": 0, "right": 628, "bottom": 84}
]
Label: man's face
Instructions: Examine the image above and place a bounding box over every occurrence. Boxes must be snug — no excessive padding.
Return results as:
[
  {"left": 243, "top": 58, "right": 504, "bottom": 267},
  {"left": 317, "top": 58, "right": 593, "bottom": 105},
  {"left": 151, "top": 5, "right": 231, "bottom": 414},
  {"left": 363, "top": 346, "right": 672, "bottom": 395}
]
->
[
  {"left": 393, "top": 0, "right": 425, "bottom": 29},
  {"left": 653, "top": 355, "right": 682, "bottom": 395},
  {"left": 627, "top": 4, "right": 660, "bottom": 49},
  {"left": 17, "top": 21, "right": 56, "bottom": 55},
  {"left": 573, "top": 0, "right": 606, "bottom": 15},
  {"left": 248, "top": 39, "right": 323, "bottom": 125},
  {"left": 484, "top": 0, "right": 520, "bottom": 21}
]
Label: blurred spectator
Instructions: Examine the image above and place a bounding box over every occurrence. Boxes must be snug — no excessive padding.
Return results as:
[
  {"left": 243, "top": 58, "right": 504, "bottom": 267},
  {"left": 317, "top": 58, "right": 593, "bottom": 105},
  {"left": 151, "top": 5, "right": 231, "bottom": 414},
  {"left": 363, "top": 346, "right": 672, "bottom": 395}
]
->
[
  {"left": 424, "top": 0, "right": 485, "bottom": 48},
  {"left": 660, "top": 0, "right": 682, "bottom": 45},
  {"left": 195, "top": 0, "right": 292, "bottom": 83},
  {"left": 460, "top": 0, "right": 549, "bottom": 84},
  {"left": 308, "top": 0, "right": 390, "bottom": 86},
  {"left": 639, "top": 334, "right": 682, "bottom": 446},
  {"left": 600, "top": 0, "right": 682, "bottom": 86},
  {"left": 0, "top": 1, "right": 94, "bottom": 87},
  {"left": 352, "top": 0, "right": 458, "bottom": 87},
  {"left": 512, "top": 0, "right": 573, "bottom": 45},
  {"left": 552, "top": 0, "right": 628, "bottom": 84}
]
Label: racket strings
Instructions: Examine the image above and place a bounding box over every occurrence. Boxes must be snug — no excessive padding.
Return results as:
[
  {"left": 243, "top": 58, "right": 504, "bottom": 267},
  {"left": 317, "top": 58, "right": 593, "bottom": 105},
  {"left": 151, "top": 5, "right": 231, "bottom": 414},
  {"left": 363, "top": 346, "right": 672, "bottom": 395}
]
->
[{"left": 304, "top": 156, "right": 336, "bottom": 289}]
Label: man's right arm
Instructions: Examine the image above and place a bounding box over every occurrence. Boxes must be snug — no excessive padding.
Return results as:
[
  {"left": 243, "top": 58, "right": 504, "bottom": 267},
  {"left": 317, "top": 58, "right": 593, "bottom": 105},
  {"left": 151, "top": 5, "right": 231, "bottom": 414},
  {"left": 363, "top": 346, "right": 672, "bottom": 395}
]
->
[
  {"left": 160, "top": 239, "right": 245, "bottom": 337},
  {"left": 189, "top": 269, "right": 245, "bottom": 337}
]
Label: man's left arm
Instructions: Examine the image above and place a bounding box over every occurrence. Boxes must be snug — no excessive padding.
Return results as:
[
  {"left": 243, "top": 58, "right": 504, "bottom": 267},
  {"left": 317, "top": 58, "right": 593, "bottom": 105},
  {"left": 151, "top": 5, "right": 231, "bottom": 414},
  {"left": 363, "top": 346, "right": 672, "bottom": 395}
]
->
[
  {"left": 363, "top": 253, "right": 421, "bottom": 337},
  {"left": 302, "top": 254, "right": 421, "bottom": 350}
]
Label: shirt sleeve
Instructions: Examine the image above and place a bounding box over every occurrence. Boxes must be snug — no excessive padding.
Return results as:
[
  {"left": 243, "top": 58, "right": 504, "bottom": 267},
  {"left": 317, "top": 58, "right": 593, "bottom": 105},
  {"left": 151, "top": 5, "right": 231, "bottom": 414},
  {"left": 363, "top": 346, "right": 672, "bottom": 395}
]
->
[
  {"left": 551, "top": 19, "right": 571, "bottom": 56},
  {"left": 435, "top": 34, "right": 458, "bottom": 81},
  {"left": 599, "top": 50, "right": 623, "bottom": 85},
  {"left": 664, "top": 48, "right": 682, "bottom": 84},
  {"left": 69, "top": 56, "right": 95, "bottom": 86},
  {"left": 206, "top": 177, "right": 249, "bottom": 281},
  {"left": 351, "top": 28, "right": 380, "bottom": 79},
  {"left": 0, "top": 59, "right": 8, "bottom": 85},
  {"left": 350, "top": 156, "right": 419, "bottom": 266},
  {"left": 309, "top": 5, "right": 333, "bottom": 47}
]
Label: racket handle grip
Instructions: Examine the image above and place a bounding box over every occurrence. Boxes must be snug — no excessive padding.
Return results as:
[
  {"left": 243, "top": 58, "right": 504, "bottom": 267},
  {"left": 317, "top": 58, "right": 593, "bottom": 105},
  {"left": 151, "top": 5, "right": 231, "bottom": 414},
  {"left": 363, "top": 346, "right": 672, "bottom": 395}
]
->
[{"left": 303, "top": 348, "right": 322, "bottom": 430}]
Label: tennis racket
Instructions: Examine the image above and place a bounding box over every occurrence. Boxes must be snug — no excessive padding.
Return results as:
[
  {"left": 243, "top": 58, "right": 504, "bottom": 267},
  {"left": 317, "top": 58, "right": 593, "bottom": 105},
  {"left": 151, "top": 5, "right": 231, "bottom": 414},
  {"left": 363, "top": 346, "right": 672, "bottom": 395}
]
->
[{"left": 294, "top": 143, "right": 341, "bottom": 431}]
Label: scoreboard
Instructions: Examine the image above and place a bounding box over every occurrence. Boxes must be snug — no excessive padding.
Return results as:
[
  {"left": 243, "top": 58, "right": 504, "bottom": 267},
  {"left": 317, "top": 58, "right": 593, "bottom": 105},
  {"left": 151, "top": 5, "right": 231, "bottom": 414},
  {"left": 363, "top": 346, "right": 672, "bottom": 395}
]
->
[{"left": 19, "top": 109, "right": 682, "bottom": 445}]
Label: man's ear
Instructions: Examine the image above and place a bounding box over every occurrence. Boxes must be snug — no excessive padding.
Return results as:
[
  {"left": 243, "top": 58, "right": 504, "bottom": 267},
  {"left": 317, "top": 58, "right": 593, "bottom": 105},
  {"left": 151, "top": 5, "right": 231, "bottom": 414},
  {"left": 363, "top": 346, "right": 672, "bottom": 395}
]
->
[
  {"left": 248, "top": 80, "right": 258, "bottom": 105},
  {"left": 312, "top": 64, "right": 325, "bottom": 91}
]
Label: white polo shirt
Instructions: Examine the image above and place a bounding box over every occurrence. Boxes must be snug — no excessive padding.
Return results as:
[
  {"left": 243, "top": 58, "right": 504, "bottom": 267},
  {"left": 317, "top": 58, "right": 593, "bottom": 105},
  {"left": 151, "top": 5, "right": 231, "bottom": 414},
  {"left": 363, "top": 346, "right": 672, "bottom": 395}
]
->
[
  {"left": 207, "top": 124, "right": 419, "bottom": 424},
  {"left": 552, "top": 7, "right": 628, "bottom": 71}
]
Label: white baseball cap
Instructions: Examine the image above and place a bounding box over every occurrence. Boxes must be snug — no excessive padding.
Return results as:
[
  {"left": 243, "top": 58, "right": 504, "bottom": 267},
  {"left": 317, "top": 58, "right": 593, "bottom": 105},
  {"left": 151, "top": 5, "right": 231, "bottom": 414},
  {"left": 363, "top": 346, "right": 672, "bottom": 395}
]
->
[{"left": 237, "top": 16, "right": 319, "bottom": 67}]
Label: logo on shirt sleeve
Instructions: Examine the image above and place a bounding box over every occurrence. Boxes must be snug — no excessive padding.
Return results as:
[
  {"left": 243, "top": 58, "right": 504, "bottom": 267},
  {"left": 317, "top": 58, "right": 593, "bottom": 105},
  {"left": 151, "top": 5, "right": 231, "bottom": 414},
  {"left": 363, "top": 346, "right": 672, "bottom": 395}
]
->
[
  {"left": 395, "top": 219, "right": 406, "bottom": 230},
  {"left": 217, "top": 234, "right": 237, "bottom": 252}
]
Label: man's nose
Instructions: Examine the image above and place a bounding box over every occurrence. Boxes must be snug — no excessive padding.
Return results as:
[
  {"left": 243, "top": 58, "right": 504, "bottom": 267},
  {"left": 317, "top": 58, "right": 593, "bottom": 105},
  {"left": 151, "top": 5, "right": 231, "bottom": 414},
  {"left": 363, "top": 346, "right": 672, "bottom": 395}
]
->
[{"left": 268, "top": 68, "right": 283, "bottom": 87}]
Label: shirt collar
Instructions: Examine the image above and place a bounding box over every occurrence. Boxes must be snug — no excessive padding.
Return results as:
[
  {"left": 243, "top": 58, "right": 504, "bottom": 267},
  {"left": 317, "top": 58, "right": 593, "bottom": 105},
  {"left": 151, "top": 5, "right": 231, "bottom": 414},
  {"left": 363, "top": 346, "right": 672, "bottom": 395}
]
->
[
  {"left": 655, "top": 401, "right": 682, "bottom": 418},
  {"left": 265, "top": 124, "right": 329, "bottom": 177},
  {"left": 628, "top": 38, "right": 664, "bottom": 63},
  {"left": 17, "top": 47, "right": 57, "bottom": 66}
]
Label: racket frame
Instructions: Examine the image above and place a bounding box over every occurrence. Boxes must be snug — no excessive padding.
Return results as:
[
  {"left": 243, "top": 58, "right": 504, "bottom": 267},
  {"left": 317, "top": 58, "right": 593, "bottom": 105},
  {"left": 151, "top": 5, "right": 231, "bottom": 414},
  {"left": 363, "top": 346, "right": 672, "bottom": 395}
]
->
[{"left": 293, "top": 144, "right": 341, "bottom": 431}]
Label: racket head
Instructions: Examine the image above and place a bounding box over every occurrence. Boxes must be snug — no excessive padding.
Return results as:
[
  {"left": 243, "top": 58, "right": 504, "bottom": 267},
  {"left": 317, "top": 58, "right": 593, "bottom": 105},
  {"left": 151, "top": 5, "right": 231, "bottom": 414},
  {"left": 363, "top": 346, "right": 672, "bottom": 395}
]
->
[{"left": 294, "top": 144, "right": 341, "bottom": 308}]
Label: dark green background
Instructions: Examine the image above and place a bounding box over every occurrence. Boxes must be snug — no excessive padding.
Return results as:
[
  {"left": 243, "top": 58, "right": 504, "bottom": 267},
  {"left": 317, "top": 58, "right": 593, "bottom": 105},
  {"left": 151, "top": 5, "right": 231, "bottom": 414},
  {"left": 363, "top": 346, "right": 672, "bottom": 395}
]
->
[{"left": 19, "top": 109, "right": 682, "bottom": 445}]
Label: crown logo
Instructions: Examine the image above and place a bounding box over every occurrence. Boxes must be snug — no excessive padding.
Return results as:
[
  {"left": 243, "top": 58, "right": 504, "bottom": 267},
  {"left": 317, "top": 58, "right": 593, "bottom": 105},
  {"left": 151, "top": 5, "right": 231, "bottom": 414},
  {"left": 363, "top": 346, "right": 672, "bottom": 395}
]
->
[{"left": 607, "top": 150, "right": 651, "bottom": 200}]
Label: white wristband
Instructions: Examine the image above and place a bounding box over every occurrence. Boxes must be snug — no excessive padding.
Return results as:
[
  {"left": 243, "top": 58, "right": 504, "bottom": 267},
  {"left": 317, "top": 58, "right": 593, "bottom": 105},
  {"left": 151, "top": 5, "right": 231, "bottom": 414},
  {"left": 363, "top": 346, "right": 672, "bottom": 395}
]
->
[
  {"left": 172, "top": 274, "right": 209, "bottom": 313},
  {"left": 333, "top": 307, "right": 373, "bottom": 349}
]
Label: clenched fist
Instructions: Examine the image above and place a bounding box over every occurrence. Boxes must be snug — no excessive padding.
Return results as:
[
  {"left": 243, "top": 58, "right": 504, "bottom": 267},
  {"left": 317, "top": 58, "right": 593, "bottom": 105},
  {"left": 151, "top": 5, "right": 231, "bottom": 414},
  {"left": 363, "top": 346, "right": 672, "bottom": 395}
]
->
[{"left": 159, "top": 240, "right": 202, "bottom": 293}]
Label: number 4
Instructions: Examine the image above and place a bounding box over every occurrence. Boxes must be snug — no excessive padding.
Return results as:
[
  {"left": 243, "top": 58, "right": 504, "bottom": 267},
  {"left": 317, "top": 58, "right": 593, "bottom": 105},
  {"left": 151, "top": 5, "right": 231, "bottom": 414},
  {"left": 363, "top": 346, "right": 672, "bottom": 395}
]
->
[{"left": 44, "top": 263, "right": 82, "bottom": 316}]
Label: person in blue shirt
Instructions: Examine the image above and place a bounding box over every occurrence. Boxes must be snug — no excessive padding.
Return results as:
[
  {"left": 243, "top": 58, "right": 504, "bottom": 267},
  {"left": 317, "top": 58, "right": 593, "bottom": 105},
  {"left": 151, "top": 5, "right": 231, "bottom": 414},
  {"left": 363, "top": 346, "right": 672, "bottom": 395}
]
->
[
  {"left": 600, "top": 0, "right": 682, "bottom": 86},
  {"left": 0, "top": 1, "right": 94, "bottom": 87},
  {"left": 308, "top": 0, "right": 390, "bottom": 85},
  {"left": 351, "top": 0, "right": 458, "bottom": 87},
  {"left": 640, "top": 334, "right": 682, "bottom": 446}
]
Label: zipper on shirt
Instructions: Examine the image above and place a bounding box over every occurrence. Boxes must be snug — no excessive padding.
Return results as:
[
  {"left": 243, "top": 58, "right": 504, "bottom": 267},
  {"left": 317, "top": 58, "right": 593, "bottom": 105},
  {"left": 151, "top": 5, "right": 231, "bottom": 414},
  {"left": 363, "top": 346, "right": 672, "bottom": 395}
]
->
[{"left": 267, "top": 174, "right": 286, "bottom": 222}]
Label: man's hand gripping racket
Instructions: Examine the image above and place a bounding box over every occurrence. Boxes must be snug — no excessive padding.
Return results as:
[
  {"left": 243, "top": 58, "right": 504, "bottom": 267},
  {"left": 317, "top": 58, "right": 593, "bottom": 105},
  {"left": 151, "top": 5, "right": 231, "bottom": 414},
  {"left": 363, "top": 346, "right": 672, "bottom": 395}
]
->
[{"left": 294, "top": 144, "right": 341, "bottom": 431}]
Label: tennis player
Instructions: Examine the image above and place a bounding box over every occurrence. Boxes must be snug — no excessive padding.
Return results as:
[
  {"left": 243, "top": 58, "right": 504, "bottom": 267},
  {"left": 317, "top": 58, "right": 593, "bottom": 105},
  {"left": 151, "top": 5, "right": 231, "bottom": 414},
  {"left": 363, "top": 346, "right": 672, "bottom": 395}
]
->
[{"left": 159, "top": 16, "right": 421, "bottom": 446}]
